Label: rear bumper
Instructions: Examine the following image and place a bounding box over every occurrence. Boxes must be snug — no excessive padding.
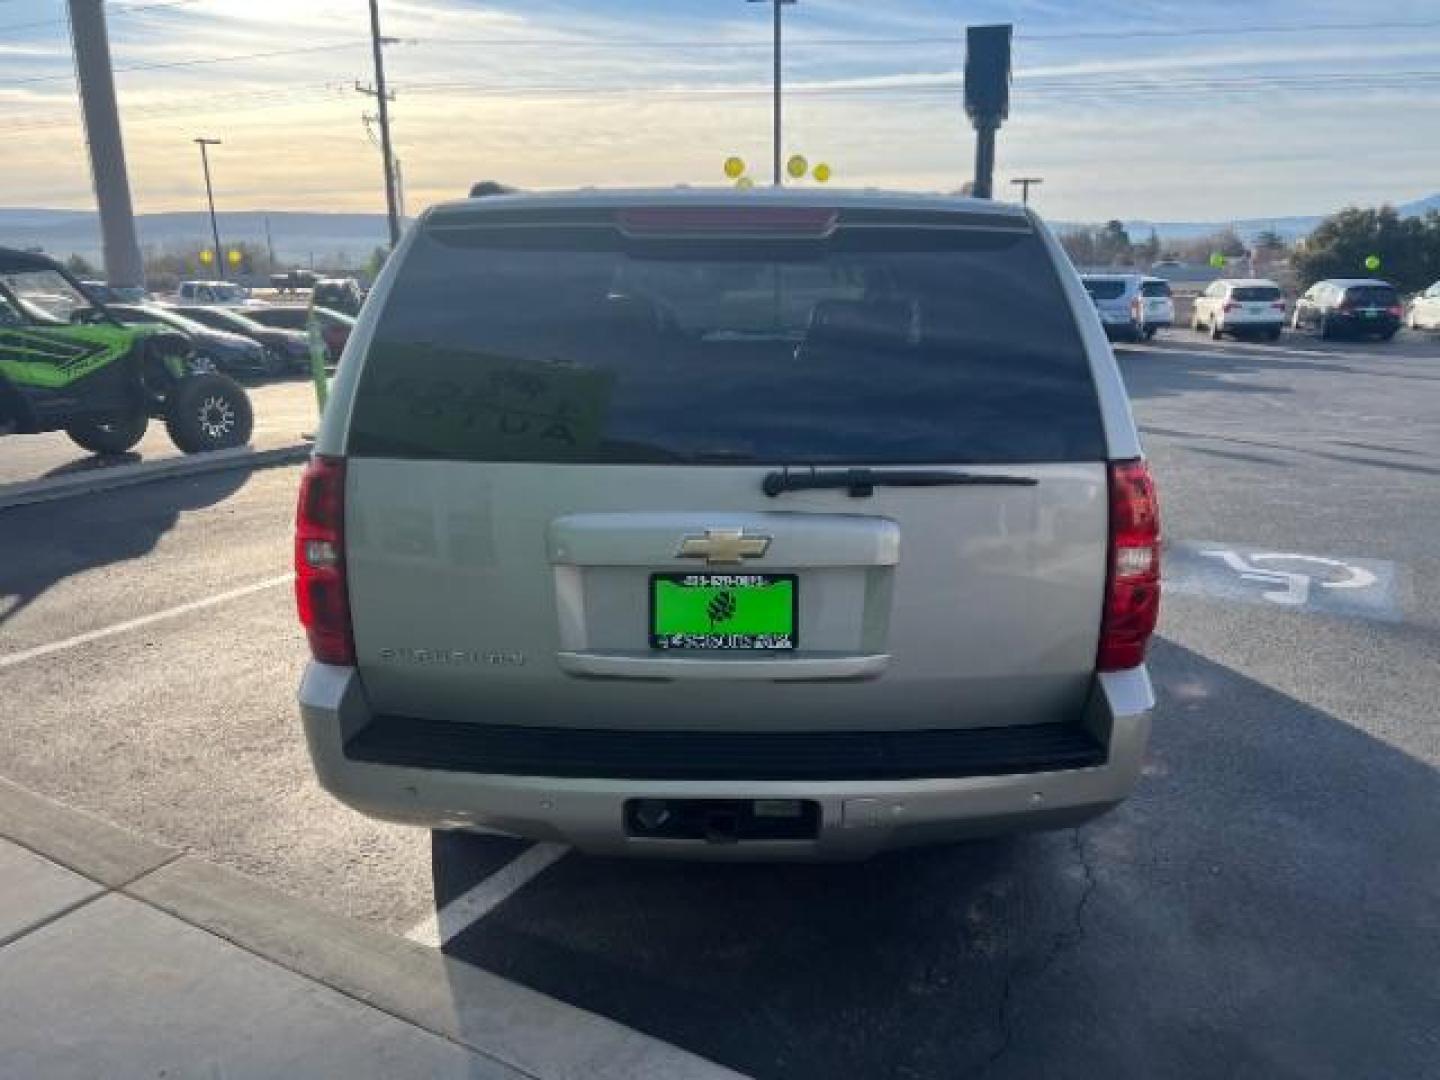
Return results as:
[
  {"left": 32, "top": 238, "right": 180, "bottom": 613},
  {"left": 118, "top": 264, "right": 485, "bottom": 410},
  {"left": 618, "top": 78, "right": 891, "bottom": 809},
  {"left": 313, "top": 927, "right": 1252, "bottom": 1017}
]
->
[{"left": 298, "top": 664, "right": 1154, "bottom": 859}]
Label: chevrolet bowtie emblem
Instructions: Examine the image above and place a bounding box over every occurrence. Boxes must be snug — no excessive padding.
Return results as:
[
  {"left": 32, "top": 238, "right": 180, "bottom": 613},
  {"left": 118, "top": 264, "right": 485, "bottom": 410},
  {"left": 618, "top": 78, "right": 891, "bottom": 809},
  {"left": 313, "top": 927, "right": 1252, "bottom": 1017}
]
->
[{"left": 676, "top": 528, "right": 772, "bottom": 565}]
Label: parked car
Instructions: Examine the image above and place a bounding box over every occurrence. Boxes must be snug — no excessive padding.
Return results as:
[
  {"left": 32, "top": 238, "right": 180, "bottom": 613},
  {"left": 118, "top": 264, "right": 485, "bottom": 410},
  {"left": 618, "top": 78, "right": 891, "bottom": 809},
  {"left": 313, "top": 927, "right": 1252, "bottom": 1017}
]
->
[
  {"left": 177, "top": 280, "right": 268, "bottom": 308},
  {"left": 1191, "top": 279, "right": 1286, "bottom": 341},
  {"left": 80, "top": 280, "right": 150, "bottom": 304},
  {"left": 107, "top": 303, "right": 283, "bottom": 377},
  {"left": 1292, "top": 279, "right": 1402, "bottom": 341},
  {"left": 295, "top": 189, "right": 1160, "bottom": 857},
  {"left": 170, "top": 304, "right": 310, "bottom": 373},
  {"left": 270, "top": 269, "right": 319, "bottom": 294},
  {"left": 0, "top": 247, "right": 252, "bottom": 454},
  {"left": 1406, "top": 280, "right": 1440, "bottom": 332},
  {"left": 245, "top": 305, "right": 310, "bottom": 331},
  {"left": 1080, "top": 273, "right": 1171, "bottom": 341},
  {"left": 310, "top": 278, "right": 364, "bottom": 317}
]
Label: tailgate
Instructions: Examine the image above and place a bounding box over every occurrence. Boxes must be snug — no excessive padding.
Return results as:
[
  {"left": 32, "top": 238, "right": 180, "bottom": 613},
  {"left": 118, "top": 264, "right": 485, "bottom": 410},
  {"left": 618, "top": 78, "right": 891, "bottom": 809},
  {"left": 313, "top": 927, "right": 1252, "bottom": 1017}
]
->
[{"left": 346, "top": 460, "right": 1107, "bottom": 731}]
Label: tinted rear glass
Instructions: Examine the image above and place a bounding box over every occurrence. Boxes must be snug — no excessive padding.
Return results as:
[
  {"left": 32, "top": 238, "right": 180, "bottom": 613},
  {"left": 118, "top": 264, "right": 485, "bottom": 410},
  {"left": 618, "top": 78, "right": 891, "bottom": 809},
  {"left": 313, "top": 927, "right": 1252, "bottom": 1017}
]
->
[
  {"left": 1083, "top": 279, "right": 1127, "bottom": 301},
  {"left": 348, "top": 219, "right": 1104, "bottom": 465},
  {"left": 1344, "top": 285, "right": 1397, "bottom": 305},
  {"left": 1232, "top": 286, "right": 1281, "bottom": 302},
  {"left": 1140, "top": 280, "right": 1171, "bottom": 298}
]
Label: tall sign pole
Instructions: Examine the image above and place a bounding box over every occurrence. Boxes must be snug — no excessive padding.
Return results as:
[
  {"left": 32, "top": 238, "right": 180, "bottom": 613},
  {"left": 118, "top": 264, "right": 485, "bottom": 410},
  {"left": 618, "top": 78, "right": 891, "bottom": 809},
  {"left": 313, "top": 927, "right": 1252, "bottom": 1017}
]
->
[
  {"left": 67, "top": 0, "right": 144, "bottom": 289},
  {"left": 963, "top": 24, "right": 1013, "bottom": 200},
  {"left": 748, "top": 0, "right": 796, "bottom": 187}
]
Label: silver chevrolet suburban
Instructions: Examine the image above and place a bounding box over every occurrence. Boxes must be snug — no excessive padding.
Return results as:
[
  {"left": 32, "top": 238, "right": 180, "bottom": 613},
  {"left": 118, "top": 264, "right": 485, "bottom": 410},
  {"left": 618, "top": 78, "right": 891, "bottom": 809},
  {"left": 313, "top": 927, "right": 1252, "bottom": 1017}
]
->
[{"left": 296, "top": 189, "right": 1159, "bottom": 858}]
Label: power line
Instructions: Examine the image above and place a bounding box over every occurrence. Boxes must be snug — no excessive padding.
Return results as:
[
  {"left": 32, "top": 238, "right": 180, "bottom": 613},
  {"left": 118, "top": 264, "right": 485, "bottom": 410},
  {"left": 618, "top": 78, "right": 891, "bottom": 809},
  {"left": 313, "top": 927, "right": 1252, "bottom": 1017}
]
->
[
  {"left": 0, "top": 0, "right": 197, "bottom": 34},
  {"left": 0, "top": 40, "right": 369, "bottom": 86}
]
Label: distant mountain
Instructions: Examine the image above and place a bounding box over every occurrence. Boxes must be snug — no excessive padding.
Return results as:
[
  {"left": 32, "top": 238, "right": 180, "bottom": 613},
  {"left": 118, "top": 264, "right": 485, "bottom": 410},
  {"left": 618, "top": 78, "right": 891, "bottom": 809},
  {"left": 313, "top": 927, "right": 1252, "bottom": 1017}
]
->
[
  {"left": 1057, "top": 192, "right": 1440, "bottom": 244},
  {"left": 0, "top": 209, "right": 392, "bottom": 266},
  {"left": 5, "top": 191, "right": 1437, "bottom": 264}
]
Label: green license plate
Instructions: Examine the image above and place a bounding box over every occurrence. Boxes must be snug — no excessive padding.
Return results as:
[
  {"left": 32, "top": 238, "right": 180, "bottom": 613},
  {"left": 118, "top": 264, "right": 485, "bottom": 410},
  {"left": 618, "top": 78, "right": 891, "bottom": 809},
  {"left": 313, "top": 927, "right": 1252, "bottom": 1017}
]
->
[{"left": 650, "top": 573, "right": 797, "bottom": 651}]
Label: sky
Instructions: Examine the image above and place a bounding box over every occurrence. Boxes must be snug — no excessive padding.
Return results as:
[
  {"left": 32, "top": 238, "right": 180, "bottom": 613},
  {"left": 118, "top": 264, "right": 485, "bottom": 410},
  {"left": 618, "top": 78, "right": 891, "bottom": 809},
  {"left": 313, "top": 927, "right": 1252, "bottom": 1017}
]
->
[{"left": 1, "top": 0, "right": 1439, "bottom": 223}]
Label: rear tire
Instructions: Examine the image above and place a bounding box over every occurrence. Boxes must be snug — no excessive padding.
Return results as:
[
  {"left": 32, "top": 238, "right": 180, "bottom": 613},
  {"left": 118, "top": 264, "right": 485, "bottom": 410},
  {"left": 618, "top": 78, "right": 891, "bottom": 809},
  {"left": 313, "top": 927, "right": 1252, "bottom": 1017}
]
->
[
  {"left": 1377, "top": 329, "right": 1397, "bottom": 342},
  {"left": 164, "top": 372, "right": 253, "bottom": 453},
  {"left": 1266, "top": 327, "right": 1283, "bottom": 342},
  {"left": 65, "top": 410, "right": 149, "bottom": 455}
]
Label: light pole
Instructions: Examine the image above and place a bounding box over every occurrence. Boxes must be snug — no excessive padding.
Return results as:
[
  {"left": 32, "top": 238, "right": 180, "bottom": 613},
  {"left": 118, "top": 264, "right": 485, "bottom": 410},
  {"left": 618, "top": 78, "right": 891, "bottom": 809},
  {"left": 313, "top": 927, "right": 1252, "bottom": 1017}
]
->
[
  {"left": 194, "top": 137, "right": 223, "bottom": 277},
  {"left": 1011, "top": 176, "right": 1043, "bottom": 206},
  {"left": 748, "top": 0, "right": 796, "bottom": 186}
]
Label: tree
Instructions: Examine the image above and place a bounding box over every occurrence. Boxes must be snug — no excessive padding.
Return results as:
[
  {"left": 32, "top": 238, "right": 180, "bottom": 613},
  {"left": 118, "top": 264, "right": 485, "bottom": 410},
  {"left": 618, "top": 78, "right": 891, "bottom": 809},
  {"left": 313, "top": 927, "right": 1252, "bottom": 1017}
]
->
[
  {"left": 1254, "top": 229, "right": 1288, "bottom": 254},
  {"left": 1291, "top": 205, "right": 1440, "bottom": 293},
  {"left": 1097, "top": 219, "right": 1133, "bottom": 265},
  {"left": 1058, "top": 228, "right": 1099, "bottom": 268},
  {"left": 364, "top": 245, "right": 389, "bottom": 281},
  {"left": 64, "top": 253, "right": 97, "bottom": 277},
  {"left": 1135, "top": 228, "right": 1162, "bottom": 266}
]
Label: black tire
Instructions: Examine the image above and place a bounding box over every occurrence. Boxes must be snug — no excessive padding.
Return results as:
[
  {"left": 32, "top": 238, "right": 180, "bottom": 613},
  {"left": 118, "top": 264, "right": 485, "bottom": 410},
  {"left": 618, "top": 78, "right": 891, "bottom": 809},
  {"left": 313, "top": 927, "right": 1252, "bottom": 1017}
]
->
[
  {"left": 1143, "top": 326, "right": 1158, "bottom": 341},
  {"left": 1377, "top": 329, "right": 1397, "bottom": 342},
  {"left": 1266, "top": 327, "right": 1283, "bottom": 342},
  {"left": 164, "top": 372, "right": 254, "bottom": 453},
  {"left": 65, "top": 410, "right": 149, "bottom": 455},
  {"left": 1319, "top": 315, "right": 1334, "bottom": 340}
]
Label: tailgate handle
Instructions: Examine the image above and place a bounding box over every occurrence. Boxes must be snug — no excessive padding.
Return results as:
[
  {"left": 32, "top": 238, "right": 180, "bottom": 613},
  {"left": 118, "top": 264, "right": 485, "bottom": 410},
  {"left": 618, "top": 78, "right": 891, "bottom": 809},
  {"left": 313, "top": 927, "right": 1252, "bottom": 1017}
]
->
[{"left": 763, "top": 467, "right": 1038, "bottom": 498}]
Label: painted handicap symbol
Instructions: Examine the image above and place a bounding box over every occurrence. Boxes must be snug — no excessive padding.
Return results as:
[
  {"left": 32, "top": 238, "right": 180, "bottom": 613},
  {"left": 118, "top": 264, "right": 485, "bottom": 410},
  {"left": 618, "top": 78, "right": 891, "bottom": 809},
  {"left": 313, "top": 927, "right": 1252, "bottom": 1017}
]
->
[{"left": 1199, "top": 550, "right": 1378, "bottom": 607}]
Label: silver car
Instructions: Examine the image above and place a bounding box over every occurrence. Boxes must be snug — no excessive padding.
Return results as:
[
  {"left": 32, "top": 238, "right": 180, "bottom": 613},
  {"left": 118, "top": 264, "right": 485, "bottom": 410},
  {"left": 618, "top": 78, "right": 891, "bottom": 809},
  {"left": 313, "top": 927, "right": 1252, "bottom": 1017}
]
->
[{"left": 296, "top": 189, "right": 1160, "bottom": 858}]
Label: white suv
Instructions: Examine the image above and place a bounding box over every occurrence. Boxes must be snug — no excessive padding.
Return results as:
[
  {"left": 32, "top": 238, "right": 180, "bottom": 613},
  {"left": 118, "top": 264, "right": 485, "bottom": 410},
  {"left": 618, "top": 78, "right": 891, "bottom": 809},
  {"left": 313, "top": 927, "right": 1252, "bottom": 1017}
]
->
[
  {"left": 1192, "top": 279, "right": 1286, "bottom": 341},
  {"left": 1407, "top": 280, "right": 1440, "bottom": 331},
  {"left": 295, "top": 189, "right": 1159, "bottom": 858}
]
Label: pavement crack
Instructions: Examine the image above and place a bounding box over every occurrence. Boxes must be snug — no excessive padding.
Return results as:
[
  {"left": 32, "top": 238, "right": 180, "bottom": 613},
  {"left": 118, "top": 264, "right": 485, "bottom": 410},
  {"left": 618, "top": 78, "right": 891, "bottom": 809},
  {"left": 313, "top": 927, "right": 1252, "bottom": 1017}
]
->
[{"left": 972, "top": 828, "right": 1098, "bottom": 1078}]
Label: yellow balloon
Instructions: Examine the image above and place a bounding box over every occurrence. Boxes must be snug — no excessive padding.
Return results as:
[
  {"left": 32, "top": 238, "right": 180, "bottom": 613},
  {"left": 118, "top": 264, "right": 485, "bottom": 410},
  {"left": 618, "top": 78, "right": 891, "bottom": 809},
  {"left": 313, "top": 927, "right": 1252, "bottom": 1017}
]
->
[
  {"left": 786, "top": 154, "right": 808, "bottom": 179},
  {"left": 723, "top": 156, "right": 746, "bottom": 179},
  {"left": 227, "top": 249, "right": 243, "bottom": 267},
  {"left": 199, "top": 248, "right": 214, "bottom": 265},
  {"left": 813, "top": 162, "right": 832, "bottom": 183},
  {"left": 735, "top": 176, "right": 755, "bottom": 190}
]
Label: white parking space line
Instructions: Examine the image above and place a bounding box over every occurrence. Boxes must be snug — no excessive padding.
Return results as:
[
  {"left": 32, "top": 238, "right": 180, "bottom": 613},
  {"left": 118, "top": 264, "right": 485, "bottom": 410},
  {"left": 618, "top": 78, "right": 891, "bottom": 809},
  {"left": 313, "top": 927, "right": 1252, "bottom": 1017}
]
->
[
  {"left": 406, "top": 842, "right": 570, "bottom": 948},
  {"left": 0, "top": 575, "right": 292, "bottom": 671}
]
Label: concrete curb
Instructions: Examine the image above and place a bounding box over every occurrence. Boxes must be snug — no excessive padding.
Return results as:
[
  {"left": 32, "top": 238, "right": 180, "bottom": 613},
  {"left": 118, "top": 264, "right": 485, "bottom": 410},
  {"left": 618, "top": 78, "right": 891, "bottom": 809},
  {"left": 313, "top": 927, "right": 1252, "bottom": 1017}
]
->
[
  {"left": 0, "top": 778, "right": 745, "bottom": 1080},
  {"left": 0, "top": 443, "right": 311, "bottom": 512}
]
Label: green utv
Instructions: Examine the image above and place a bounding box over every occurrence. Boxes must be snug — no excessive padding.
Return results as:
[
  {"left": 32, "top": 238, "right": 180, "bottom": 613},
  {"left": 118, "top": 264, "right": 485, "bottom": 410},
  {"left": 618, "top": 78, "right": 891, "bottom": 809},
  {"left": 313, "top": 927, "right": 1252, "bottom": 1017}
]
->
[{"left": 0, "top": 247, "right": 253, "bottom": 456}]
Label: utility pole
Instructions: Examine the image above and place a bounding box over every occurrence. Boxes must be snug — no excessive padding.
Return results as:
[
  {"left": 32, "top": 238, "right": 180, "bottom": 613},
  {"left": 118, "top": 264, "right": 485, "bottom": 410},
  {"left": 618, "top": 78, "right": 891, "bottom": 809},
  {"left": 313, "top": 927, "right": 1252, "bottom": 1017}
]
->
[
  {"left": 67, "top": 0, "right": 144, "bottom": 289},
  {"left": 264, "top": 215, "right": 276, "bottom": 269},
  {"left": 361, "top": 0, "right": 400, "bottom": 247},
  {"left": 194, "top": 137, "right": 223, "bottom": 277},
  {"left": 748, "top": 0, "right": 796, "bottom": 186},
  {"left": 1011, "top": 176, "right": 1043, "bottom": 205}
]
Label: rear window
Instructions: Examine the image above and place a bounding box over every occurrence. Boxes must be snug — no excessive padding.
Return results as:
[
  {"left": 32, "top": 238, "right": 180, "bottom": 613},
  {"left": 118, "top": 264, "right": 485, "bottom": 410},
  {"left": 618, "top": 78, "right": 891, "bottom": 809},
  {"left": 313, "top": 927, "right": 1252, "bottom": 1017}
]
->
[
  {"left": 1140, "top": 280, "right": 1171, "bottom": 298},
  {"left": 348, "top": 217, "right": 1105, "bottom": 465},
  {"left": 1083, "top": 278, "right": 1127, "bottom": 301},
  {"left": 1232, "top": 286, "right": 1281, "bottom": 302},
  {"left": 1343, "top": 285, "right": 1397, "bottom": 305}
]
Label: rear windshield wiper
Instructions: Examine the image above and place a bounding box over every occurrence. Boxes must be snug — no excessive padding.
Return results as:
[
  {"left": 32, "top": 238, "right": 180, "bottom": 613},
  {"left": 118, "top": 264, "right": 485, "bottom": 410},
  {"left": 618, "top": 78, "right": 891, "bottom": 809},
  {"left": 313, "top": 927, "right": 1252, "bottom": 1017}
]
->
[{"left": 762, "top": 466, "right": 1039, "bottom": 498}]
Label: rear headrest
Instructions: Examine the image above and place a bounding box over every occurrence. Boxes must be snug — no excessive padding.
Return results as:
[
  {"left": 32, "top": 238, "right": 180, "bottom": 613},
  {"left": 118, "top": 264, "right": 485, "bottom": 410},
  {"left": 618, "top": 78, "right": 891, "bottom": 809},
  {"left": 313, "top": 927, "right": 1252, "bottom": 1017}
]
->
[{"left": 805, "top": 299, "right": 917, "bottom": 347}]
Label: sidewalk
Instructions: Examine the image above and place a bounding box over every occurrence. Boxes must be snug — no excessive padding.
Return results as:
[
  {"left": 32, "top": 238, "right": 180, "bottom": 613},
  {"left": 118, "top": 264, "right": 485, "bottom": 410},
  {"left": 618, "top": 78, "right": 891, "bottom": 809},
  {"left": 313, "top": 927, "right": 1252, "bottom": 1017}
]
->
[{"left": 0, "top": 779, "right": 743, "bottom": 1080}]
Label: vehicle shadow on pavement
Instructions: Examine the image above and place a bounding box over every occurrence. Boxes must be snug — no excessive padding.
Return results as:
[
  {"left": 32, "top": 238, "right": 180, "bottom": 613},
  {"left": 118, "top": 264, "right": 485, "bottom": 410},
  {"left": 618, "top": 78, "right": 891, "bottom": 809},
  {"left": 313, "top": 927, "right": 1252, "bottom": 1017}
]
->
[
  {"left": 0, "top": 469, "right": 250, "bottom": 632},
  {"left": 1117, "top": 345, "right": 1355, "bottom": 403},
  {"left": 433, "top": 638, "right": 1439, "bottom": 1080}
]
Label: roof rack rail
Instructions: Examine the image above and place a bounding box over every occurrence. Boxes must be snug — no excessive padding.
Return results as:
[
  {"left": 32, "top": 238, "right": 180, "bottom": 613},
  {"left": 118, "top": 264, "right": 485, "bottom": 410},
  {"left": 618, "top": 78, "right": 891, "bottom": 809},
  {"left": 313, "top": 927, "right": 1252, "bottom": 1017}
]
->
[{"left": 469, "top": 181, "right": 518, "bottom": 198}]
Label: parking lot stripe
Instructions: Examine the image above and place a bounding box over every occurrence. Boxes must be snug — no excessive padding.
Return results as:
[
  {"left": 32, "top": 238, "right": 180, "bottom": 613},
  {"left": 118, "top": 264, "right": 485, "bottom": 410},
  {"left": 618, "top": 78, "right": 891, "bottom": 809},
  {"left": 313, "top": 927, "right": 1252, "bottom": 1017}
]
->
[
  {"left": 406, "top": 842, "right": 570, "bottom": 948},
  {"left": 0, "top": 575, "right": 292, "bottom": 671}
]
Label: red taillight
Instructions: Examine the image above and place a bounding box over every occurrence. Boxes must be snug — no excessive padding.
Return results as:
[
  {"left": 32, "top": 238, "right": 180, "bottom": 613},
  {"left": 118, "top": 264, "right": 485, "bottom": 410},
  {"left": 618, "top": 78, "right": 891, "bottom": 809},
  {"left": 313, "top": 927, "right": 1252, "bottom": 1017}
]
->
[
  {"left": 1272, "top": 301, "right": 1287, "bottom": 311},
  {"left": 1099, "top": 460, "right": 1161, "bottom": 672},
  {"left": 1388, "top": 305, "right": 1403, "bottom": 317},
  {"left": 295, "top": 455, "right": 354, "bottom": 665},
  {"left": 1223, "top": 301, "right": 1240, "bottom": 312}
]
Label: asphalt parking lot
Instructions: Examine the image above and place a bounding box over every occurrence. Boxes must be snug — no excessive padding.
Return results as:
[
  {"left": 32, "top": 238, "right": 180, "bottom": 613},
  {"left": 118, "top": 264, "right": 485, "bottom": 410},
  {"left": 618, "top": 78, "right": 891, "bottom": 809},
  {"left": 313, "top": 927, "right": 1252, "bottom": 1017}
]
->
[{"left": 2, "top": 328, "right": 1437, "bottom": 1078}]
